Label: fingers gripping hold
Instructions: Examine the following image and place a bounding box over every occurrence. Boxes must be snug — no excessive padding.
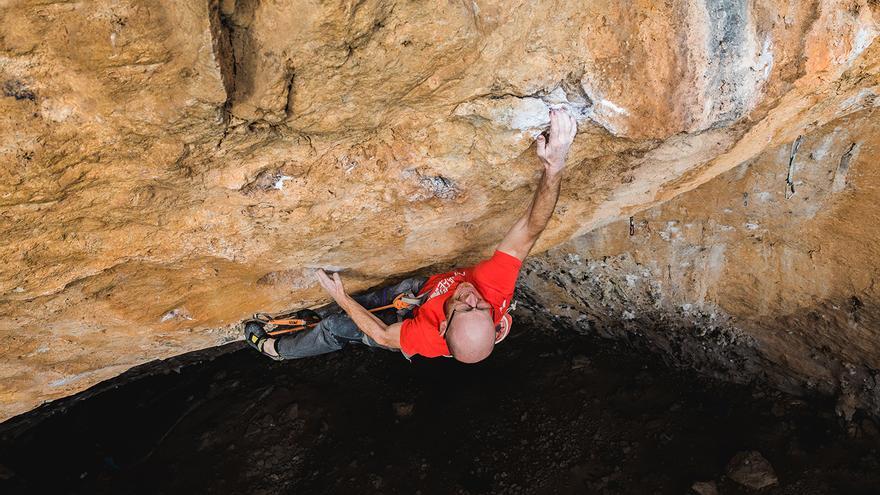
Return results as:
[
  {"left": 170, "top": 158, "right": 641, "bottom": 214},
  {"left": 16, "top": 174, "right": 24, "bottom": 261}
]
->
[
  {"left": 315, "top": 268, "right": 347, "bottom": 302},
  {"left": 537, "top": 108, "right": 577, "bottom": 172}
]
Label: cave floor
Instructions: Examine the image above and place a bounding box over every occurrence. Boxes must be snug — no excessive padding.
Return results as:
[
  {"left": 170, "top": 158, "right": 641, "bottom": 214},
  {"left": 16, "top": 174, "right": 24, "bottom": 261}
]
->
[{"left": 1, "top": 325, "right": 879, "bottom": 495}]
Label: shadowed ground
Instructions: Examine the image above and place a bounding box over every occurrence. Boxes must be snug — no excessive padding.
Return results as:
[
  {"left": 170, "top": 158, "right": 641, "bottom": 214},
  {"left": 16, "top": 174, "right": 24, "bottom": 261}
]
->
[{"left": 1, "top": 319, "right": 879, "bottom": 494}]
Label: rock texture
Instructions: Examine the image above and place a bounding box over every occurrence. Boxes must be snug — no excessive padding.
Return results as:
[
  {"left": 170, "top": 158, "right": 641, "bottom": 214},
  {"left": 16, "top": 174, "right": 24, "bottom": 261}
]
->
[
  {"left": 725, "top": 451, "right": 778, "bottom": 490},
  {"left": 0, "top": 0, "right": 878, "bottom": 420},
  {"left": 520, "top": 107, "right": 880, "bottom": 416}
]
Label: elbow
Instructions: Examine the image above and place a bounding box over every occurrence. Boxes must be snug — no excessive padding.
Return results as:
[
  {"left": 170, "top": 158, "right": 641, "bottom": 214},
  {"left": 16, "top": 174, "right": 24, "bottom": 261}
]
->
[
  {"left": 370, "top": 328, "right": 392, "bottom": 348},
  {"left": 524, "top": 217, "right": 547, "bottom": 239},
  {"left": 525, "top": 225, "right": 543, "bottom": 240},
  {"left": 373, "top": 334, "right": 390, "bottom": 348}
]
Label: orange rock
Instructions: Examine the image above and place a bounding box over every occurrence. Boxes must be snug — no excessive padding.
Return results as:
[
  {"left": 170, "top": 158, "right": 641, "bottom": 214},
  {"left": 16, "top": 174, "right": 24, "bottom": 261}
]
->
[{"left": 0, "top": 0, "right": 877, "bottom": 420}]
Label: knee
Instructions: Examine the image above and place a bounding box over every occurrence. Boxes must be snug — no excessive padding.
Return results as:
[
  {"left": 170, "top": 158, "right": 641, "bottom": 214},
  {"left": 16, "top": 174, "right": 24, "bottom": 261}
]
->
[
  {"left": 404, "top": 277, "right": 427, "bottom": 295},
  {"left": 322, "top": 313, "right": 361, "bottom": 340}
]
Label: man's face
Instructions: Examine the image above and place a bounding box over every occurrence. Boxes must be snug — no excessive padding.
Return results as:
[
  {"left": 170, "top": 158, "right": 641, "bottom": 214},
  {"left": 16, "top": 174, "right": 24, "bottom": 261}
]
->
[
  {"left": 445, "top": 282, "right": 493, "bottom": 321},
  {"left": 449, "top": 282, "right": 484, "bottom": 310},
  {"left": 444, "top": 282, "right": 494, "bottom": 334}
]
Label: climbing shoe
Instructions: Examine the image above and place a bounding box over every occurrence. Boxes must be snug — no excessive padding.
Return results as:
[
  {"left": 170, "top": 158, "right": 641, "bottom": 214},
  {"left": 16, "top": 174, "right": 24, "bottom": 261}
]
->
[{"left": 244, "top": 320, "right": 282, "bottom": 361}]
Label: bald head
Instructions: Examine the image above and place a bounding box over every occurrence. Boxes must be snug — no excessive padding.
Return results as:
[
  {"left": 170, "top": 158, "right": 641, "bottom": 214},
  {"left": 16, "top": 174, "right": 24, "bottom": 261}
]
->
[{"left": 446, "top": 310, "right": 496, "bottom": 363}]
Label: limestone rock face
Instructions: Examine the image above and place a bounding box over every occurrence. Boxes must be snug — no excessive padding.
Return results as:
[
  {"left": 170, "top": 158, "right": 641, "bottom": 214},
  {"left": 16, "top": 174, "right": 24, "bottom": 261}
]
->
[
  {"left": 0, "top": 0, "right": 878, "bottom": 419},
  {"left": 520, "top": 107, "right": 880, "bottom": 415}
]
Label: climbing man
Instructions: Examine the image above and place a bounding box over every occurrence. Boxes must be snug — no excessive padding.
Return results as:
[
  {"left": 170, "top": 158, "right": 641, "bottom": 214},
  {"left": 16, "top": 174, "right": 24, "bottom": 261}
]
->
[{"left": 245, "top": 108, "right": 577, "bottom": 363}]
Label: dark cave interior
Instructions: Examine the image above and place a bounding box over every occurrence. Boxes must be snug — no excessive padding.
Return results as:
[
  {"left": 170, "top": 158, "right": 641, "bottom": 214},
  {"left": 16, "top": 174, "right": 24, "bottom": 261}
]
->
[{"left": 1, "top": 323, "right": 879, "bottom": 495}]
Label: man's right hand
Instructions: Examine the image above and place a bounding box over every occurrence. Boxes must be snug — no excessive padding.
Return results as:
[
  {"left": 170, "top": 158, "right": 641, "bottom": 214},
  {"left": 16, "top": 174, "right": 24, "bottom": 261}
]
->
[
  {"left": 315, "top": 269, "right": 348, "bottom": 306},
  {"left": 536, "top": 108, "right": 577, "bottom": 175}
]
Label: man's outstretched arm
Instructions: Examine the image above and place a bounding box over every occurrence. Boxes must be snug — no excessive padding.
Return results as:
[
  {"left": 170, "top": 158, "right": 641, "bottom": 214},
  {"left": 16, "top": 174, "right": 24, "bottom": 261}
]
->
[
  {"left": 498, "top": 108, "right": 577, "bottom": 261},
  {"left": 315, "top": 269, "right": 402, "bottom": 348}
]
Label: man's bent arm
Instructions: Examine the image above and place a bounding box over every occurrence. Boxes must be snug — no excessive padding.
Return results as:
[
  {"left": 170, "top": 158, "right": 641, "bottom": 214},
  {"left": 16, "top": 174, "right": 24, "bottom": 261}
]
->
[
  {"left": 315, "top": 269, "right": 402, "bottom": 349},
  {"left": 498, "top": 108, "right": 577, "bottom": 261},
  {"left": 338, "top": 296, "right": 402, "bottom": 349}
]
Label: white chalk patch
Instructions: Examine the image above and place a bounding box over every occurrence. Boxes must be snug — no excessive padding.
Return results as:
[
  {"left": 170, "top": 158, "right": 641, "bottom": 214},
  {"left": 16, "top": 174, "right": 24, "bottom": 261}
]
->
[
  {"left": 659, "top": 221, "right": 681, "bottom": 241},
  {"left": 161, "top": 308, "right": 193, "bottom": 322},
  {"left": 454, "top": 85, "right": 593, "bottom": 144},
  {"left": 543, "top": 87, "right": 568, "bottom": 104},
  {"left": 597, "top": 99, "right": 629, "bottom": 116},
  {"left": 850, "top": 25, "right": 878, "bottom": 63},
  {"left": 40, "top": 100, "right": 74, "bottom": 122},
  {"left": 50, "top": 371, "right": 98, "bottom": 388},
  {"left": 273, "top": 175, "right": 293, "bottom": 190},
  {"left": 840, "top": 88, "right": 878, "bottom": 112},
  {"left": 757, "top": 37, "right": 775, "bottom": 82},
  {"left": 811, "top": 133, "right": 837, "bottom": 161},
  {"left": 26, "top": 345, "right": 50, "bottom": 358},
  {"left": 509, "top": 97, "right": 554, "bottom": 132},
  {"left": 50, "top": 377, "right": 76, "bottom": 387},
  {"left": 625, "top": 274, "right": 639, "bottom": 287}
]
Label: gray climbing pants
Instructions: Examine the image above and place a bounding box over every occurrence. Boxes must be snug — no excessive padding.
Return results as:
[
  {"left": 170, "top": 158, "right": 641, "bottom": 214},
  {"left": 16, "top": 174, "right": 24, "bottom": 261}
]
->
[{"left": 274, "top": 277, "right": 427, "bottom": 359}]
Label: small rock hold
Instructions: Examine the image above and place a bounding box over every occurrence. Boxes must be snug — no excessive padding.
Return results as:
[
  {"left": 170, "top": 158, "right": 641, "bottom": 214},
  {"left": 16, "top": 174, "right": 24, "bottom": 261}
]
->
[
  {"left": 160, "top": 308, "right": 193, "bottom": 322},
  {"left": 393, "top": 402, "right": 414, "bottom": 418},
  {"left": 0, "top": 463, "right": 15, "bottom": 480},
  {"left": 861, "top": 418, "right": 879, "bottom": 437},
  {"left": 771, "top": 401, "right": 786, "bottom": 417},
  {"left": 690, "top": 481, "right": 718, "bottom": 495},
  {"left": 570, "top": 354, "right": 591, "bottom": 369},
  {"left": 286, "top": 402, "right": 300, "bottom": 421},
  {"left": 726, "top": 451, "right": 778, "bottom": 490}
]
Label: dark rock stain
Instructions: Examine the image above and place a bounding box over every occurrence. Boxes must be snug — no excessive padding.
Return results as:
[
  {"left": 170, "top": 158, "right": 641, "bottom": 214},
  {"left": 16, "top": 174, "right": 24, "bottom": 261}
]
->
[
  {"left": 704, "top": 0, "right": 752, "bottom": 126},
  {"left": 3, "top": 80, "right": 36, "bottom": 101}
]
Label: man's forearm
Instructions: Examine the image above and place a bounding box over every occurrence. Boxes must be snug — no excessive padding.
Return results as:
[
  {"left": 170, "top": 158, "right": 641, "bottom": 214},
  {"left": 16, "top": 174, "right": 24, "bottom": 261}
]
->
[
  {"left": 338, "top": 296, "right": 393, "bottom": 346},
  {"left": 496, "top": 109, "right": 574, "bottom": 260},
  {"left": 524, "top": 169, "right": 563, "bottom": 237}
]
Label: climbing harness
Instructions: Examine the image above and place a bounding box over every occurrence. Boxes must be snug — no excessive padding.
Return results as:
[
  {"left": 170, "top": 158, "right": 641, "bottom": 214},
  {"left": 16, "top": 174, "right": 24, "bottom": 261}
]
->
[{"left": 249, "top": 293, "right": 425, "bottom": 338}]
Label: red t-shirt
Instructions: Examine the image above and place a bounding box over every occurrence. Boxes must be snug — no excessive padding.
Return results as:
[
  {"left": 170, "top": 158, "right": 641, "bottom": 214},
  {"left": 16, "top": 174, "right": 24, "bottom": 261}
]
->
[{"left": 399, "top": 250, "right": 522, "bottom": 358}]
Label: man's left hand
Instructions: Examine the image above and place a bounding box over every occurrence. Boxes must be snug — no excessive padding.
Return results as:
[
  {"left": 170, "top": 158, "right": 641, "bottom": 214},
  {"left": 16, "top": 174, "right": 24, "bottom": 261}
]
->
[
  {"left": 315, "top": 269, "right": 348, "bottom": 304},
  {"left": 536, "top": 108, "right": 577, "bottom": 175}
]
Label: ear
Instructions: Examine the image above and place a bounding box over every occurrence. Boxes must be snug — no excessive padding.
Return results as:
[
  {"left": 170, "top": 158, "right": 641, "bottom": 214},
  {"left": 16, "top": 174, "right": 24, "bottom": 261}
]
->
[{"left": 439, "top": 319, "right": 448, "bottom": 337}]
